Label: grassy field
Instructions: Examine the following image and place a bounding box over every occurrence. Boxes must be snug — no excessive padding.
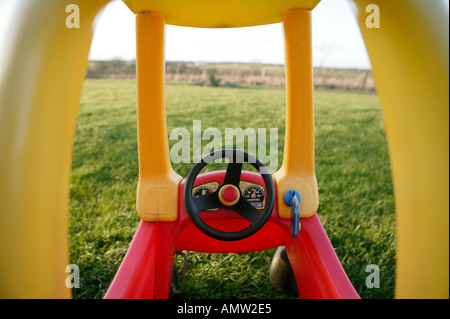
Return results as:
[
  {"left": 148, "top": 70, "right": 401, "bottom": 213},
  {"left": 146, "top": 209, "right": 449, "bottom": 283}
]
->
[{"left": 70, "top": 80, "right": 395, "bottom": 299}]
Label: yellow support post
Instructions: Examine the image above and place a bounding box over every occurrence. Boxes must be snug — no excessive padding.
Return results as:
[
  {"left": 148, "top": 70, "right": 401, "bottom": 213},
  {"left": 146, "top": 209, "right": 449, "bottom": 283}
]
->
[
  {"left": 274, "top": 8, "right": 319, "bottom": 219},
  {"left": 0, "top": 0, "right": 110, "bottom": 298},
  {"left": 349, "top": 0, "right": 449, "bottom": 299},
  {"left": 135, "top": 12, "right": 182, "bottom": 222}
]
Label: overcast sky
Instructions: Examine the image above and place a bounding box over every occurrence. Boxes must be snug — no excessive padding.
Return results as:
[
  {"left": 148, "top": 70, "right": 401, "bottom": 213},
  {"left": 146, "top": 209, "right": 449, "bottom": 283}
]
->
[
  {"left": 89, "top": 0, "right": 373, "bottom": 69},
  {"left": 1, "top": 0, "right": 449, "bottom": 69}
]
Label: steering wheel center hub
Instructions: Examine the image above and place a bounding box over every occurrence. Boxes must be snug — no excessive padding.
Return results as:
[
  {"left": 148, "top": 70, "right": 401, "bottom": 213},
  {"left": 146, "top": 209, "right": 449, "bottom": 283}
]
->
[{"left": 219, "top": 184, "right": 240, "bottom": 206}]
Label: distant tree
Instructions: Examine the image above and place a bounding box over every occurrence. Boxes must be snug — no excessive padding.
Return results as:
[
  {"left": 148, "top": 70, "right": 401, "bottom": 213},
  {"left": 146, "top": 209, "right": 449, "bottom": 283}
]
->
[{"left": 208, "top": 69, "right": 220, "bottom": 86}]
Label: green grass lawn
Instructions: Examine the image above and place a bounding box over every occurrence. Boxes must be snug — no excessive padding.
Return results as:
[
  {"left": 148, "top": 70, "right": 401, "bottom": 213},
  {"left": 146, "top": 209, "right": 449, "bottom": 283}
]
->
[{"left": 70, "top": 80, "right": 395, "bottom": 299}]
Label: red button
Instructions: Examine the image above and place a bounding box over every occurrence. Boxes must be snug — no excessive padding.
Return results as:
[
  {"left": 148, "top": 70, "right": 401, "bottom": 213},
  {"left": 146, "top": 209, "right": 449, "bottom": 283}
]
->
[{"left": 221, "top": 185, "right": 238, "bottom": 202}]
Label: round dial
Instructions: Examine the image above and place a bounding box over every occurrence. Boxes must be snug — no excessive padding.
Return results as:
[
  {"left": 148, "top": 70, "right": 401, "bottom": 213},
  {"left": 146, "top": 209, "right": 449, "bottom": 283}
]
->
[
  {"left": 193, "top": 186, "right": 212, "bottom": 197},
  {"left": 243, "top": 185, "right": 265, "bottom": 209}
]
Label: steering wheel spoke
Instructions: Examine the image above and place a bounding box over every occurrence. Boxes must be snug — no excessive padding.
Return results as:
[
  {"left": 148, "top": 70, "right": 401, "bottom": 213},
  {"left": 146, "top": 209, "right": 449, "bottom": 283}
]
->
[
  {"left": 223, "top": 162, "right": 243, "bottom": 187},
  {"left": 232, "top": 197, "right": 260, "bottom": 225},
  {"left": 192, "top": 191, "right": 219, "bottom": 211}
]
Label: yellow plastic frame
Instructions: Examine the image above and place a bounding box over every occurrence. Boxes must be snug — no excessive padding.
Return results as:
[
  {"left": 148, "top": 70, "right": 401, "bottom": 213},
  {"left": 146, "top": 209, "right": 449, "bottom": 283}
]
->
[
  {"left": 123, "top": 0, "right": 321, "bottom": 28},
  {"left": 0, "top": 0, "right": 448, "bottom": 299}
]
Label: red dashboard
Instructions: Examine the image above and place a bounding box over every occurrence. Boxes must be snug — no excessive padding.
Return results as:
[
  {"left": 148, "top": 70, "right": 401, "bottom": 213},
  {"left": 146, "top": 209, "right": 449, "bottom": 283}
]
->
[{"left": 191, "top": 171, "right": 267, "bottom": 211}]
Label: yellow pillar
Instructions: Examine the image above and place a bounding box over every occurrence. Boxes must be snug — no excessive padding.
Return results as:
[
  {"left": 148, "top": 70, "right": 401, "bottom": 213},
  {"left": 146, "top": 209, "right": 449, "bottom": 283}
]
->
[
  {"left": 274, "top": 9, "right": 319, "bottom": 219},
  {"left": 135, "top": 12, "right": 182, "bottom": 222},
  {"left": 0, "top": 0, "right": 110, "bottom": 298},
  {"left": 349, "top": 0, "right": 449, "bottom": 298}
]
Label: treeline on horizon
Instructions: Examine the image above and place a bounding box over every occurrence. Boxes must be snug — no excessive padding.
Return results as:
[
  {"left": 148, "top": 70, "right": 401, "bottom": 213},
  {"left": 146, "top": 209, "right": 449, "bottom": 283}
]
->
[{"left": 86, "top": 60, "right": 375, "bottom": 92}]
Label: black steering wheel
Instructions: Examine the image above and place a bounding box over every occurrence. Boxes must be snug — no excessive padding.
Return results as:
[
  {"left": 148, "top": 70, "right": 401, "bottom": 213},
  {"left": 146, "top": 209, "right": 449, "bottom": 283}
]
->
[{"left": 184, "top": 149, "right": 275, "bottom": 241}]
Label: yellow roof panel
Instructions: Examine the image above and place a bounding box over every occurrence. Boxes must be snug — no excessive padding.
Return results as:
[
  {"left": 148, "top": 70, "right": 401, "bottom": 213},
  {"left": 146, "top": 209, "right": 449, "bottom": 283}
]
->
[{"left": 123, "top": 0, "right": 321, "bottom": 28}]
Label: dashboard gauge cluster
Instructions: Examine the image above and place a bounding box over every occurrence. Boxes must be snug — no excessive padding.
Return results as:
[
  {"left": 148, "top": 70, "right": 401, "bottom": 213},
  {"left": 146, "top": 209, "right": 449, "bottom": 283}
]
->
[
  {"left": 192, "top": 180, "right": 265, "bottom": 210},
  {"left": 240, "top": 182, "right": 265, "bottom": 209},
  {"left": 192, "top": 181, "right": 220, "bottom": 211},
  {"left": 193, "top": 186, "right": 213, "bottom": 198}
]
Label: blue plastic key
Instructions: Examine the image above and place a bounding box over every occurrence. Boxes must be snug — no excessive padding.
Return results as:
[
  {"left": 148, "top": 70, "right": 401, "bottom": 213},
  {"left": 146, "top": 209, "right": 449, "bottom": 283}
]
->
[{"left": 284, "top": 190, "right": 301, "bottom": 238}]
